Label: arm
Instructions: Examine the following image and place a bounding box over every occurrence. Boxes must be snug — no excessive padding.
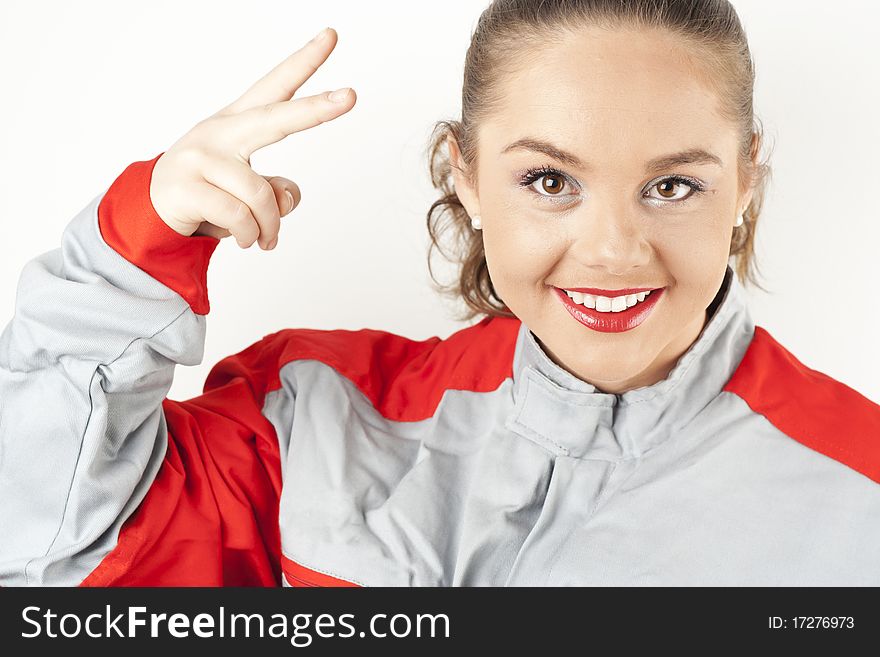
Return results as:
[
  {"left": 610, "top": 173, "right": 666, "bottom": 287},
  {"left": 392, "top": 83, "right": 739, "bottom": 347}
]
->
[
  {"left": 0, "top": 154, "right": 280, "bottom": 586},
  {"left": 2, "top": 26, "right": 356, "bottom": 585}
]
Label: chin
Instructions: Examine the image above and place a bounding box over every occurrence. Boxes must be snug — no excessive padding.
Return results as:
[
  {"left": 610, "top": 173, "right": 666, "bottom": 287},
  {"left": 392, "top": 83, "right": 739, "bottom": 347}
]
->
[{"left": 557, "top": 348, "right": 648, "bottom": 385}]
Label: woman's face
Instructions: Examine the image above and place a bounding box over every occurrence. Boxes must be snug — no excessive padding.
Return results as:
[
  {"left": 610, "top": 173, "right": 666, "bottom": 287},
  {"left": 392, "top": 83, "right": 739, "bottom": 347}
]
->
[{"left": 450, "top": 26, "right": 755, "bottom": 394}]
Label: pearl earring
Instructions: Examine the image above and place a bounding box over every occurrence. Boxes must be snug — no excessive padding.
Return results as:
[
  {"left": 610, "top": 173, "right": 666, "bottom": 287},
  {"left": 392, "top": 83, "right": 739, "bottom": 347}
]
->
[
  {"left": 471, "top": 214, "right": 482, "bottom": 230},
  {"left": 734, "top": 213, "right": 744, "bottom": 227}
]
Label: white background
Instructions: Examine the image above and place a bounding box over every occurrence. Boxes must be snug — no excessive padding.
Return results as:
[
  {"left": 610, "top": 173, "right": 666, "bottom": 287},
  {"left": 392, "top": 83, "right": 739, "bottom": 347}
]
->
[{"left": 1, "top": 0, "right": 877, "bottom": 403}]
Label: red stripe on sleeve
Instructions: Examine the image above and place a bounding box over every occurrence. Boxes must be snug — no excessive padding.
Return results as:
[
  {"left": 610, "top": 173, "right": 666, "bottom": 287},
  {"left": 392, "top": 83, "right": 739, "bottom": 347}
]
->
[
  {"left": 724, "top": 326, "right": 880, "bottom": 483},
  {"left": 281, "top": 555, "right": 360, "bottom": 587},
  {"left": 97, "top": 153, "right": 221, "bottom": 315}
]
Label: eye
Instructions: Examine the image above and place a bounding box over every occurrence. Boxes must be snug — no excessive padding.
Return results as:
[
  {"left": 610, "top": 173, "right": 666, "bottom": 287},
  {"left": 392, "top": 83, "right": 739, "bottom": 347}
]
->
[
  {"left": 518, "top": 165, "right": 578, "bottom": 204},
  {"left": 644, "top": 175, "right": 706, "bottom": 204}
]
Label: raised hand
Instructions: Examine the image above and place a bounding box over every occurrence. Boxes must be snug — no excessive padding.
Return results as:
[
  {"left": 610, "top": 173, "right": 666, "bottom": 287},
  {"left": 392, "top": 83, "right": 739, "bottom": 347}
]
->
[{"left": 149, "top": 27, "right": 356, "bottom": 250}]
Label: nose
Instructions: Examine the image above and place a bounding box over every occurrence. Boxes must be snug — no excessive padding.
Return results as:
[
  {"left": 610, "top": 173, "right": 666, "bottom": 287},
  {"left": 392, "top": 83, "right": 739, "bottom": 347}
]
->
[{"left": 567, "top": 200, "right": 652, "bottom": 276}]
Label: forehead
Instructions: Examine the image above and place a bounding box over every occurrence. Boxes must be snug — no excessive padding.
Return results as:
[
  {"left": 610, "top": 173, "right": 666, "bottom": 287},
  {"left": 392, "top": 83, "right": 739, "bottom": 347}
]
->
[{"left": 482, "top": 26, "right": 734, "bottom": 164}]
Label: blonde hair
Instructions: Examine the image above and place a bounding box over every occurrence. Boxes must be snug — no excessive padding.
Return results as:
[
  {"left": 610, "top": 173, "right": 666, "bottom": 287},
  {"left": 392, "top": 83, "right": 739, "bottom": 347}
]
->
[{"left": 425, "top": 0, "right": 773, "bottom": 321}]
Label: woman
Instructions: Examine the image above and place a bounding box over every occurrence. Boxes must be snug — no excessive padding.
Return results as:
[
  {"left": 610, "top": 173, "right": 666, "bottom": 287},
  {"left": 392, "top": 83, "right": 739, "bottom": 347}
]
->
[{"left": 1, "top": 0, "right": 877, "bottom": 587}]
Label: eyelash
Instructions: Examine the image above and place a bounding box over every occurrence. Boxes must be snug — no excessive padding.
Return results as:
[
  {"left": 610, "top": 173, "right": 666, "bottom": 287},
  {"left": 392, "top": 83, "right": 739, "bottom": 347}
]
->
[{"left": 517, "top": 164, "right": 707, "bottom": 206}]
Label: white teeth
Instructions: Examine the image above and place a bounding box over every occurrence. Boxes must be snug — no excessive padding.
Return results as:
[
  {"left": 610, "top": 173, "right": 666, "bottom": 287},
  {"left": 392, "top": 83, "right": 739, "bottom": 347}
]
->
[{"left": 564, "top": 288, "right": 654, "bottom": 313}]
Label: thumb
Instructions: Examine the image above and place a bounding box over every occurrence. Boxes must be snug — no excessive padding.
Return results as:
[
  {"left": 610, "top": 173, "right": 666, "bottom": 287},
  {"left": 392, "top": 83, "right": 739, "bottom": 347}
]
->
[{"left": 266, "top": 177, "right": 302, "bottom": 216}]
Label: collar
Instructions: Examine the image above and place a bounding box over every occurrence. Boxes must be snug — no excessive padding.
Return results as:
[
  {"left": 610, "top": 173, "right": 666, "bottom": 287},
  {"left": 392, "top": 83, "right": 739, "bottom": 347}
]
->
[{"left": 505, "top": 265, "right": 755, "bottom": 461}]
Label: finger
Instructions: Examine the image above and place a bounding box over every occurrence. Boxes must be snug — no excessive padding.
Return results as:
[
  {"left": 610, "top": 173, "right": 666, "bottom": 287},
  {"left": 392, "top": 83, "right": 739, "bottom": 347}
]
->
[
  {"left": 263, "top": 178, "right": 301, "bottom": 250},
  {"left": 184, "top": 181, "right": 259, "bottom": 247},
  {"left": 266, "top": 177, "right": 302, "bottom": 216},
  {"left": 219, "top": 27, "right": 338, "bottom": 115},
  {"left": 193, "top": 178, "right": 299, "bottom": 244},
  {"left": 199, "top": 158, "right": 282, "bottom": 248},
  {"left": 193, "top": 222, "right": 231, "bottom": 240},
  {"left": 216, "top": 87, "right": 356, "bottom": 160}
]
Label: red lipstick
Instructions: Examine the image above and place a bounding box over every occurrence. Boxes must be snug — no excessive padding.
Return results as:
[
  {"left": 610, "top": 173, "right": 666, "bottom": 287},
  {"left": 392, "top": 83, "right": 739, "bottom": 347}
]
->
[
  {"left": 565, "top": 286, "right": 657, "bottom": 296},
  {"left": 553, "top": 286, "right": 665, "bottom": 333}
]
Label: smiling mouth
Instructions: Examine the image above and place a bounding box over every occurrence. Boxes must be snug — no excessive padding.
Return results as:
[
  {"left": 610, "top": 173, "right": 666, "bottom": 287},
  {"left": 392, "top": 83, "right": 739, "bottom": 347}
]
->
[{"left": 552, "top": 285, "right": 665, "bottom": 333}]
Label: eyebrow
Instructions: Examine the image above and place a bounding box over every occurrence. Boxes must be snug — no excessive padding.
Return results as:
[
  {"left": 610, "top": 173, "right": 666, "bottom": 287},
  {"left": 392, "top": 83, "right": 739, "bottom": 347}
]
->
[{"left": 501, "top": 137, "right": 724, "bottom": 172}]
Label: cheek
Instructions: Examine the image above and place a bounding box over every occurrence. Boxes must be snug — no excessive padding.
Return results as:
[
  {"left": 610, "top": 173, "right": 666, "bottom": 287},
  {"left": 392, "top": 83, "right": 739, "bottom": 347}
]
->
[
  {"left": 658, "top": 230, "right": 716, "bottom": 273},
  {"left": 483, "top": 213, "right": 561, "bottom": 302},
  {"left": 652, "top": 215, "right": 731, "bottom": 305}
]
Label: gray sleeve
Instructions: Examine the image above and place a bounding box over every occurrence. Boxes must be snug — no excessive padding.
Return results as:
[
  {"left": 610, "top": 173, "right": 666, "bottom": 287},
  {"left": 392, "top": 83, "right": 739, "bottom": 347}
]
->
[{"left": 0, "top": 189, "right": 211, "bottom": 586}]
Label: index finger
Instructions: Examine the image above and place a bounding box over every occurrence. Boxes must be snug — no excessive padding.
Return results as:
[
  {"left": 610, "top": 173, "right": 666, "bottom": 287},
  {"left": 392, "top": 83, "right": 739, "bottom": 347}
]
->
[
  {"left": 219, "top": 27, "right": 339, "bottom": 115},
  {"left": 225, "top": 87, "right": 357, "bottom": 160}
]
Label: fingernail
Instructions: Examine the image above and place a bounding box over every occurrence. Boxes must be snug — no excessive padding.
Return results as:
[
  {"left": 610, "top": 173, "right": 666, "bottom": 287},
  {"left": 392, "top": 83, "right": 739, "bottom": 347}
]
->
[
  {"left": 284, "top": 189, "right": 293, "bottom": 213},
  {"left": 268, "top": 237, "right": 278, "bottom": 250},
  {"left": 328, "top": 87, "right": 350, "bottom": 103},
  {"left": 313, "top": 27, "right": 330, "bottom": 42}
]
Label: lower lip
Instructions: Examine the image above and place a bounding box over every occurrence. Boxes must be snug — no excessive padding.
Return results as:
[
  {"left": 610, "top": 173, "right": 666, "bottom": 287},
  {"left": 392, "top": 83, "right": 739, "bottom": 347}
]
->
[{"left": 553, "top": 286, "right": 665, "bottom": 333}]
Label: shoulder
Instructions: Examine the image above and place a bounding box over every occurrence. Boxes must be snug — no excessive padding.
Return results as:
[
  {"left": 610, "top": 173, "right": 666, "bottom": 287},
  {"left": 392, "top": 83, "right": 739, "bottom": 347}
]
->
[
  {"left": 203, "top": 315, "right": 523, "bottom": 422},
  {"left": 724, "top": 325, "right": 880, "bottom": 483}
]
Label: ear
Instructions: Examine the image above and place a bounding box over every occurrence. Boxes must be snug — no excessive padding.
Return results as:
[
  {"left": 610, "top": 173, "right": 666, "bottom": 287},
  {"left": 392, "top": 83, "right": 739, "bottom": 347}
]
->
[
  {"left": 738, "top": 132, "right": 760, "bottom": 215},
  {"left": 738, "top": 188, "right": 754, "bottom": 218},
  {"left": 446, "top": 135, "right": 480, "bottom": 218}
]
